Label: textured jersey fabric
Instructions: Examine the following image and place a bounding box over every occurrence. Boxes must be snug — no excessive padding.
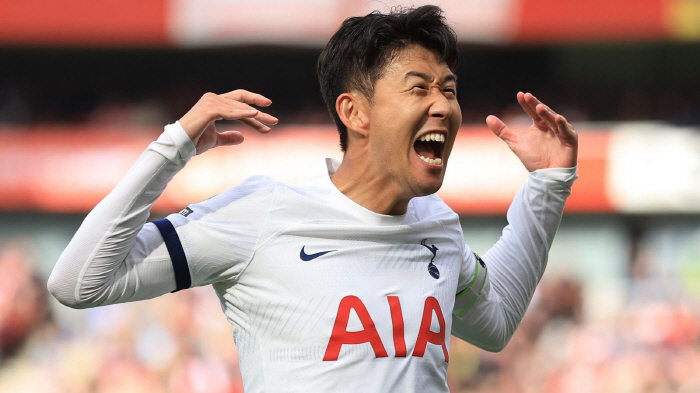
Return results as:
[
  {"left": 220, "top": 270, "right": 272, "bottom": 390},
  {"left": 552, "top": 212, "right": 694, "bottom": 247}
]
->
[{"left": 49, "top": 122, "right": 577, "bottom": 393}]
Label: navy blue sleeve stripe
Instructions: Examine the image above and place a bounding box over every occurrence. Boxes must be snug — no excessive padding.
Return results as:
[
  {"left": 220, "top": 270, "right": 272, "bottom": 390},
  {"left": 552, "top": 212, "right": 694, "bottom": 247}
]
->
[{"left": 153, "top": 218, "right": 192, "bottom": 292}]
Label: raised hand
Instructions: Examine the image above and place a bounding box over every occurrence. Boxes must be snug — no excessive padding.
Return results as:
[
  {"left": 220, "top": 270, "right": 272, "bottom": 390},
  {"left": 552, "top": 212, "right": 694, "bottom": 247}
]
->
[
  {"left": 179, "top": 89, "right": 279, "bottom": 155},
  {"left": 486, "top": 92, "right": 578, "bottom": 172}
]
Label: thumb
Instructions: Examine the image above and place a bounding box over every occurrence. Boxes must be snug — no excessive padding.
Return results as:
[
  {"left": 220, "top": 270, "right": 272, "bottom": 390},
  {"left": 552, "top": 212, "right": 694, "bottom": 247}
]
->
[
  {"left": 485, "top": 115, "right": 511, "bottom": 141},
  {"left": 215, "top": 131, "right": 245, "bottom": 147}
]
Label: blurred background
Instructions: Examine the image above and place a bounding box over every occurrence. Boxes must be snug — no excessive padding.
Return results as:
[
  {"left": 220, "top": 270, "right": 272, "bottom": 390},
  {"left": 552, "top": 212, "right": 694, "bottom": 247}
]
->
[{"left": 1, "top": 0, "right": 699, "bottom": 392}]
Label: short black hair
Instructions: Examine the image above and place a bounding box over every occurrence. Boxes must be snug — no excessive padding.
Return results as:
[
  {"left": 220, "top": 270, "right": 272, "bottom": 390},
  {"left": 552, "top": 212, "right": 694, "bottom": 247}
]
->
[{"left": 317, "top": 5, "right": 459, "bottom": 152}]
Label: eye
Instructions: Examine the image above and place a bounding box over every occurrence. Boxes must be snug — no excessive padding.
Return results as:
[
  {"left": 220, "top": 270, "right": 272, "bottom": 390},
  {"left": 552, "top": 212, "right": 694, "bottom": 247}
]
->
[
  {"left": 443, "top": 88, "right": 456, "bottom": 96},
  {"left": 411, "top": 85, "right": 429, "bottom": 96}
]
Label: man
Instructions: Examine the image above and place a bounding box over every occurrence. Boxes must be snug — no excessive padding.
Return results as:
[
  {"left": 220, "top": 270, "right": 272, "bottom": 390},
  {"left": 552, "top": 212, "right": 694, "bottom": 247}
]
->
[{"left": 49, "top": 5, "right": 577, "bottom": 392}]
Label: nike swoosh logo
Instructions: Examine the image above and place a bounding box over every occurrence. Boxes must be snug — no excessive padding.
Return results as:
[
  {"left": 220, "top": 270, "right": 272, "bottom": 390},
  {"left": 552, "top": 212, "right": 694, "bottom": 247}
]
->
[{"left": 300, "top": 246, "right": 336, "bottom": 261}]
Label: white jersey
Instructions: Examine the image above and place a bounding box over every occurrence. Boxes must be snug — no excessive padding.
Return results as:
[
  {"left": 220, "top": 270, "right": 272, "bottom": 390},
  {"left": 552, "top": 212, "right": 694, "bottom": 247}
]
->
[{"left": 48, "top": 122, "right": 577, "bottom": 392}]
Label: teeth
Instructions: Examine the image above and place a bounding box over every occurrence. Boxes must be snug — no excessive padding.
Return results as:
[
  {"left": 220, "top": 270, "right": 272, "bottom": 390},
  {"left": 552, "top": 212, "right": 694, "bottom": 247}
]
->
[
  {"left": 418, "top": 155, "right": 443, "bottom": 165},
  {"left": 419, "top": 133, "right": 445, "bottom": 143}
]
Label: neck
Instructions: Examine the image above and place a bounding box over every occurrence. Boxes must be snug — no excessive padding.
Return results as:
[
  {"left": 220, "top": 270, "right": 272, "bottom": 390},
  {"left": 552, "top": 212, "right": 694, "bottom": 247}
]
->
[{"left": 330, "top": 152, "right": 411, "bottom": 216}]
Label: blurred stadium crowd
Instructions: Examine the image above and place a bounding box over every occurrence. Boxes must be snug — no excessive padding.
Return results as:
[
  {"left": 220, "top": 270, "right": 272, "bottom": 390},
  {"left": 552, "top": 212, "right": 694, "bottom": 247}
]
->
[{"left": 1, "top": 45, "right": 699, "bottom": 128}]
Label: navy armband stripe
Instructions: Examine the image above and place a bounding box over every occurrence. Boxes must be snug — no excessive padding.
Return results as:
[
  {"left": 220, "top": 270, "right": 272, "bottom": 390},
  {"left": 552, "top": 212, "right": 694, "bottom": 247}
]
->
[{"left": 153, "top": 218, "right": 191, "bottom": 292}]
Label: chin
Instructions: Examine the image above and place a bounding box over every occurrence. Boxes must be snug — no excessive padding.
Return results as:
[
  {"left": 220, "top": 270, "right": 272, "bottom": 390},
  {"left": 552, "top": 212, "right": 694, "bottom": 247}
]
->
[
  {"left": 407, "top": 155, "right": 447, "bottom": 196},
  {"left": 414, "top": 177, "right": 444, "bottom": 197}
]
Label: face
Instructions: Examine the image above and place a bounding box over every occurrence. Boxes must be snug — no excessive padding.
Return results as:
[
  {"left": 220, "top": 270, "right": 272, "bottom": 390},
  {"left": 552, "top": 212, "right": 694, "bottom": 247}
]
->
[{"left": 365, "top": 45, "right": 461, "bottom": 198}]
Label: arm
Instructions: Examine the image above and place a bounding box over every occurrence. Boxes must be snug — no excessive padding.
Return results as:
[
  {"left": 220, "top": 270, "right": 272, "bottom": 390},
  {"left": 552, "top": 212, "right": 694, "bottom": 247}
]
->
[
  {"left": 47, "top": 90, "right": 278, "bottom": 308},
  {"left": 452, "top": 92, "right": 578, "bottom": 351},
  {"left": 452, "top": 167, "right": 576, "bottom": 351}
]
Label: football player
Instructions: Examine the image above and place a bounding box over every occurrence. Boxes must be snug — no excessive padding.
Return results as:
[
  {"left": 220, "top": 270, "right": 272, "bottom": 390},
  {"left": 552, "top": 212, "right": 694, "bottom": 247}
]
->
[{"left": 49, "top": 5, "right": 577, "bottom": 392}]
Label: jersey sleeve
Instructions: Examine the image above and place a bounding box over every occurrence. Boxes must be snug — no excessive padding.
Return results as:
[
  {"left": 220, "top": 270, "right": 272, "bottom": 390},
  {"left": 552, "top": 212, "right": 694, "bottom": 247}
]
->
[
  {"left": 151, "top": 176, "right": 277, "bottom": 290},
  {"left": 47, "top": 121, "right": 276, "bottom": 308},
  {"left": 451, "top": 166, "right": 577, "bottom": 352}
]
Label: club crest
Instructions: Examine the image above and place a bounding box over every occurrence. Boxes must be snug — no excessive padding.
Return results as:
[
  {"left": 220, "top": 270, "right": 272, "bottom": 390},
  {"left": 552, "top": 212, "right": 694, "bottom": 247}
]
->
[{"left": 421, "top": 239, "right": 440, "bottom": 279}]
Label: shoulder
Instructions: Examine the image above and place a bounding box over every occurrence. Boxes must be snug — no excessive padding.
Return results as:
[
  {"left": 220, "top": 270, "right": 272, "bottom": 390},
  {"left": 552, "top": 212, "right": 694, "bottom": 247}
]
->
[
  {"left": 269, "top": 175, "right": 336, "bottom": 218},
  {"left": 194, "top": 175, "right": 330, "bottom": 220},
  {"left": 409, "top": 194, "right": 463, "bottom": 242},
  {"left": 185, "top": 175, "right": 281, "bottom": 216},
  {"left": 409, "top": 193, "right": 459, "bottom": 222},
  {"left": 224, "top": 175, "right": 280, "bottom": 198}
]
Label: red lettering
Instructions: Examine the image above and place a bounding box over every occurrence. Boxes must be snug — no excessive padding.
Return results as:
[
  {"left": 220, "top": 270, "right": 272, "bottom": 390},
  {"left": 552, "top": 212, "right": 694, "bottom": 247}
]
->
[
  {"left": 413, "top": 296, "right": 449, "bottom": 362},
  {"left": 323, "top": 296, "right": 388, "bottom": 361},
  {"left": 324, "top": 295, "right": 449, "bottom": 362},
  {"left": 387, "top": 296, "right": 406, "bottom": 357}
]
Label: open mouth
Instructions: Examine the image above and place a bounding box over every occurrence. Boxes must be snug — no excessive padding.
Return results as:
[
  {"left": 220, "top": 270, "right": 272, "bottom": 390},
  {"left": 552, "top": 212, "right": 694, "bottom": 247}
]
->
[{"left": 413, "top": 132, "right": 446, "bottom": 165}]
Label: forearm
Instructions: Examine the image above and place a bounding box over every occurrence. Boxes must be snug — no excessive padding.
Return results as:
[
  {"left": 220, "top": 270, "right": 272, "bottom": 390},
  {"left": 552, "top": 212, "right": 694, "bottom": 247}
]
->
[
  {"left": 452, "top": 167, "right": 577, "bottom": 351},
  {"left": 47, "top": 122, "right": 195, "bottom": 308}
]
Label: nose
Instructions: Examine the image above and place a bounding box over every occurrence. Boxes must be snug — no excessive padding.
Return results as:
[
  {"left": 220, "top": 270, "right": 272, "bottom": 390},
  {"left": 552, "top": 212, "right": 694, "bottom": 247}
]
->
[{"left": 428, "top": 89, "right": 452, "bottom": 119}]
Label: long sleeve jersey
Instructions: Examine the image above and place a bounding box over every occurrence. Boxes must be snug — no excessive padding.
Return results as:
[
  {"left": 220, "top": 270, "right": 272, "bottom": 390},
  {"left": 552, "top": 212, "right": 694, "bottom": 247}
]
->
[{"left": 48, "top": 122, "right": 577, "bottom": 392}]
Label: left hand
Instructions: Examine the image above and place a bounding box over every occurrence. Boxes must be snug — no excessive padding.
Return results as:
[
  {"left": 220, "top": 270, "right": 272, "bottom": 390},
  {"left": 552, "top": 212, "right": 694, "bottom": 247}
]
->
[{"left": 486, "top": 92, "right": 578, "bottom": 172}]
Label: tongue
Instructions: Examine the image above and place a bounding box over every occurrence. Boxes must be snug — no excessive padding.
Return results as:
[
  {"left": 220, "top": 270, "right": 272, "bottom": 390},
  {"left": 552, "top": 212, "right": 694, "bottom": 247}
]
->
[{"left": 414, "top": 140, "right": 435, "bottom": 159}]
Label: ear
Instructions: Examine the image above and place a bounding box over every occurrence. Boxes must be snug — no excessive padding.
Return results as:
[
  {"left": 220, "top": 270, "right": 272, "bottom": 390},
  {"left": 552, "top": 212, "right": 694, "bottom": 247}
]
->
[{"left": 335, "top": 92, "right": 370, "bottom": 137}]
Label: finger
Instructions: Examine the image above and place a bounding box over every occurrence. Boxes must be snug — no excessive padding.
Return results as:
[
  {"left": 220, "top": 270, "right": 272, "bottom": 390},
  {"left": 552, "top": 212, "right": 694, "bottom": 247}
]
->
[
  {"left": 485, "top": 115, "right": 512, "bottom": 141},
  {"left": 209, "top": 101, "right": 260, "bottom": 122},
  {"left": 216, "top": 131, "right": 245, "bottom": 147},
  {"left": 221, "top": 89, "right": 273, "bottom": 107},
  {"left": 211, "top": 94, "right": 259, "bottom": 111},
  {"left": 535, "top": 104, "right": 558, "bottom": 131},
  {"left": 526, "top": 93, "right": 560, "bottom": 121},
  {"left": 239, "top": 117, "right": 273, "bottom": 133},
  {"left": 517, "top": 91, "right": 540, "bottom": 121},
  {"left": 250, "top": 110, "right": 279, "bottom": 126},
  {"left": 523, "top": 92, "right": 544, "bottom": 108},
  {"left": 211, "top": 96, "right": 278, "bottom": 124},
  {"left": 555, "top": 114, "right": 578, "bottom": 144}
]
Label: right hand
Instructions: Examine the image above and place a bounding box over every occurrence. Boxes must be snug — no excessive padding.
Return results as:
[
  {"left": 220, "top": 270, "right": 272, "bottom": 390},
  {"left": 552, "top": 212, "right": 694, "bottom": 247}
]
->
[{"left": 179, "top": 90, "right": 279, "bottom": 155}]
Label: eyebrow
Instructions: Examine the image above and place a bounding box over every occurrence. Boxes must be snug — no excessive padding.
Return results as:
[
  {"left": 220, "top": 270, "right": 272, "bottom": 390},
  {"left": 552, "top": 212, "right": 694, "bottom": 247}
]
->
[{"left": 404, "top": 70, "right": 457, "bottom": 84}]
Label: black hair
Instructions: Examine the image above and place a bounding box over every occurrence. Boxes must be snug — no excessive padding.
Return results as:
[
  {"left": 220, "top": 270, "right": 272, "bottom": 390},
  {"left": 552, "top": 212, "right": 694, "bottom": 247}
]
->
[{"left": 317, "top": 5, "right": 458, "bottom": 152}]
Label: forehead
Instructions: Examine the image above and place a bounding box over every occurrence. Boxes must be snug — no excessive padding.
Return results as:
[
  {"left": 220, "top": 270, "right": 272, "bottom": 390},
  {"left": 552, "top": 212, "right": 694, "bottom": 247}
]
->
[{"left": 381, "top": 45, "right": 454, "bottom": 82}]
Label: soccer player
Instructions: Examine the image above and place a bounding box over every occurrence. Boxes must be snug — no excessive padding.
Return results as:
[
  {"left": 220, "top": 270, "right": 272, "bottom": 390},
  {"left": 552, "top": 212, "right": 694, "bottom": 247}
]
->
[{"left": 48, "top": 5, "right": 577, "bottom": 392}]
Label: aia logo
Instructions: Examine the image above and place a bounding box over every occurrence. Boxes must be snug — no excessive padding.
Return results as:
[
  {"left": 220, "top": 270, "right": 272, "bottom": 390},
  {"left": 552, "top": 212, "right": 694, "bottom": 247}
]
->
[
  {"left": 421, "top": 239, "right": 440, "bottom": 279},
  {"left": 323, "top": 295, "right": 449, "bottom": 362}
]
